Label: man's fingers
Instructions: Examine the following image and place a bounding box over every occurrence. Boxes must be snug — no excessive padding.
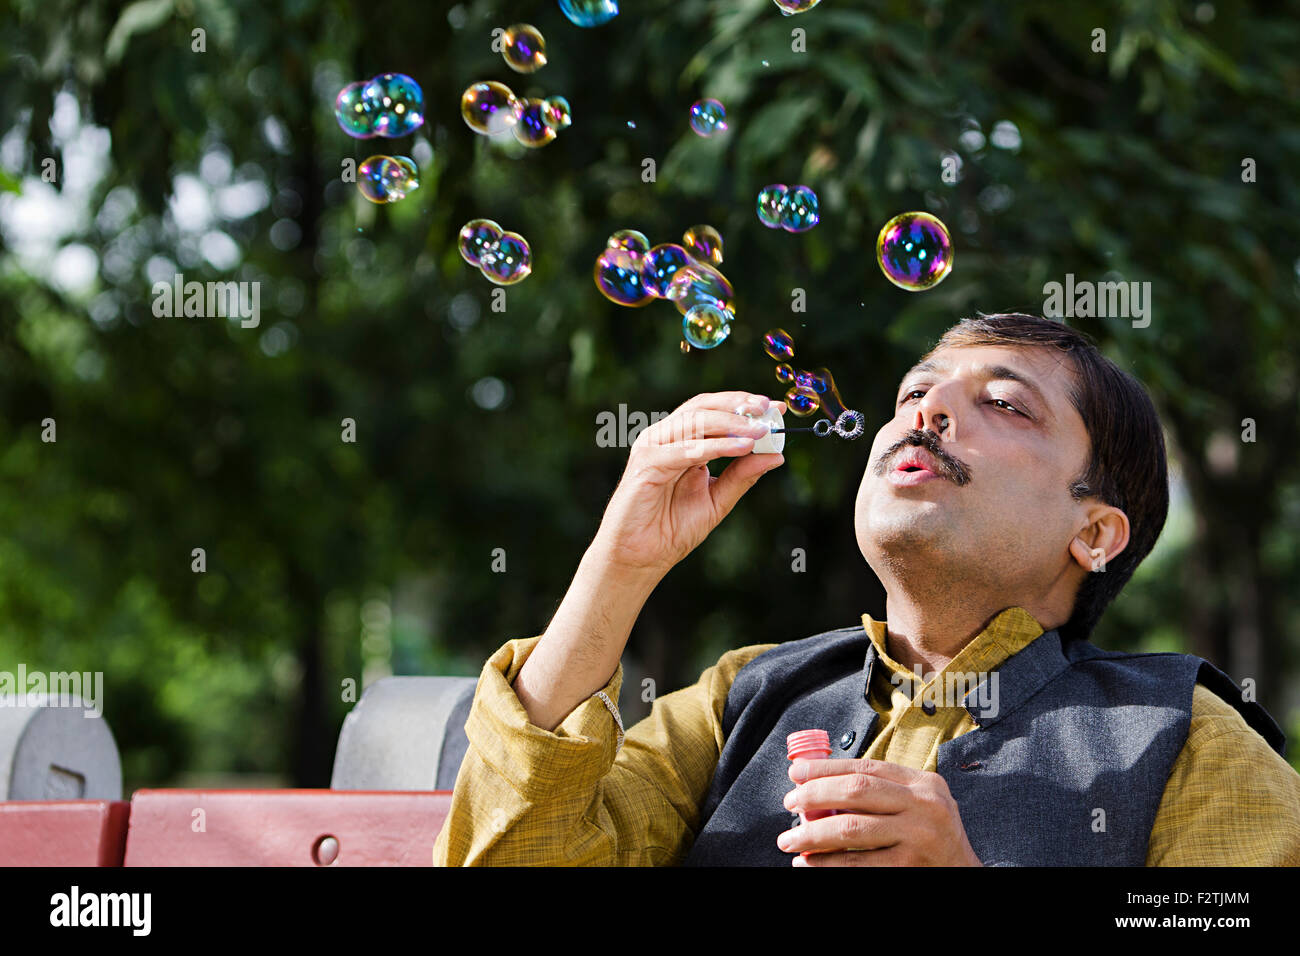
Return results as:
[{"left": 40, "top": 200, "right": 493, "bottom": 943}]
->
[
  {"left": 787, "top": 773, "right": 912, "bottom": 815},
  {"left": 635, "top": 436, "right": 761, "bottom": 472},
  {"left": 789, "top": 757, "right": 923, "bottom": 786},
  {"left": 779, "top": 812, "right": 902, "bottom": 854},
  {"left": 674, "top": 391, "right": 773, "bottom": 416},
  {"left": 637, "top": 408, "right": 771, "bottom": 449}
]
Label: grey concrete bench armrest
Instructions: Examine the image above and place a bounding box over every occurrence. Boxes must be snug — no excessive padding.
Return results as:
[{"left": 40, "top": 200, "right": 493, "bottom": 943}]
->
[
  {"left": 330, "top": 677, "right": 478, "bottom": 792},
  {"left": 0, "top": 696, "right": 122, "bottom": 800}
]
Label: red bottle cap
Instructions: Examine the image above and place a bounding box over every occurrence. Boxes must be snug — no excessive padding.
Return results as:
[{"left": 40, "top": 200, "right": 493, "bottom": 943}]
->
[{"left": 786, "top": 729, "right": 831, "bottom": 761}]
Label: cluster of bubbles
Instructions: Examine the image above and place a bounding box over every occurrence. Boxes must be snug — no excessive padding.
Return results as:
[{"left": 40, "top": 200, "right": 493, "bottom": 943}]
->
[
  {"left": 593, "top": 226, "right": 736, "bottom": 351},
  {"left": 334, "top": 73, "right": 425, "bottom": 139},
  {"left": 689, "top": 99, "right": 728, "bottom": 137},
  {"left": 773, "top": 0, "right": 822, "bottom": 13},
  {"left": 502, "top": 24, "right": 547, "bottom": 73},
  {"left": 756, "top": 184, "right": 820, "bottom": 233},
  {"left": 876, "top": 211, "right": 954, "bottom": 291},
  {"left": 357, "top": 155, "right": 419, "bottom": 204},
  {"left": 458, "top": 219, "right": 533, "bottom": 286},
  {"left": 461, "top": 81, "right": 573, "bottom": 148},
  {"left": 762, "top": 329, "right": 850, "bottom": 419},
  {"left": 558, "top": 0, "right": 619, "bottom": 27}
]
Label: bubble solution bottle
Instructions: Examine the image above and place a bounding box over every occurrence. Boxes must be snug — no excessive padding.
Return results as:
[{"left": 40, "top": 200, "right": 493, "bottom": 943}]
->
[{"left": 786, "top": 729, "right": 846, "bottom": 826}]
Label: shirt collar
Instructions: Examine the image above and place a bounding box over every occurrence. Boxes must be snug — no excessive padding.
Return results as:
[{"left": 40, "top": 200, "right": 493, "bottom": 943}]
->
[{"left": 860, "top": 606, "right": 1047, "bottom": 683}]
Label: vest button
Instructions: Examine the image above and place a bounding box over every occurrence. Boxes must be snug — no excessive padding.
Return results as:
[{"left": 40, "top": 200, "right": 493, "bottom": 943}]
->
[
  {"left": 839, "top": 731, "right": 855, "bottom": 750},
  {"left": 921, "top": 700, "right": 936, "bottom": 716}
]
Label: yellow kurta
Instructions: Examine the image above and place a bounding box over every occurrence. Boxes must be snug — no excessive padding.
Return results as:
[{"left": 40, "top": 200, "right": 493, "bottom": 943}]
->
[{"left": 433, "top": 607, "right": 1300, "bottom": 865}]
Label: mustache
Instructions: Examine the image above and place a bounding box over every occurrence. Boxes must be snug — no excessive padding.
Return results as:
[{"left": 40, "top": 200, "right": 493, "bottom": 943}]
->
[{"left": 871, "top": 429, "right": 972, "bottom": 486}]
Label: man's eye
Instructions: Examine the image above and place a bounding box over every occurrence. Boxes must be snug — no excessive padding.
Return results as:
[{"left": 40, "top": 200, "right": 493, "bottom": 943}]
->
[
  {"left": 989, "top": 398, "right": 1024, "bottom": 415},
  {"left": 898, "top": 389, "right": 925, "bottom": 405}
]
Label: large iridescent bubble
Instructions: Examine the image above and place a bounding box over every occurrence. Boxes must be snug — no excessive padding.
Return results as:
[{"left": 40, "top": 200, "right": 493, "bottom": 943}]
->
[
  {"left": 594, "top": 248, "right": 654, "bottom": 306},
  {"left": 682, "top": 304, "right": 731, "bottom": 349},
  {"left": 458, "top": 219, "right": 503, "bottom": 266},
  {"left": 335, "top": 81, "right": 377, "bottom": 138},
  {"left": 642, "top": 243, "right": 692, "bottom": 298},
  {"left": 773, "top": 0, "right": 822, "bottom": 12},
  {"left": 785, "top": 385, "right": 820, "bottom": 416},
  {"left": 363, "top": 73, "right": 425, "bottom": 137},
  {"left": 461, "top": 81, "right": 523, "bottom": 135},
  {"left": 334, "top": 74, "right": 424, "bottom": 139},
  {"left": 480, "top": 231, "right": 532, "bottom": 286},
  {"left": 357, "top": 155, "right": 419, "bottom": 204},
  {"left": 558, "top": 0, "right": 619, "bottom": 27},
  {"left": 763, "top": 328, "right": 795, "bottom": 362},
  {"left": 681, "top": 224, "right": 723, "bottom": 265},
  {"left": 544, "top": 96, "right": 572, "bottom": 129},
  {"left": 513, "top": 98, "right": 558, "bottom": 148},
  {"left": 876, "top": 211, "right": 954, "bottom": 291},
  {"left": 780, "top": 185, "right": 819, "bottom": 232},
  {"left": 757, "top": 184, "right": 789, "bottom": 229},
  {"left": 666, "top": 262, "right": 735, "bottom": 317},
  {"left": 607, "top": 229, "right": 650, "bottom": 257},
  {"left": 503, "top": 24, "right": 547, "bottom": 73},
  {"left": 689, "top": 99, "right": 728, "bottom": 137}
]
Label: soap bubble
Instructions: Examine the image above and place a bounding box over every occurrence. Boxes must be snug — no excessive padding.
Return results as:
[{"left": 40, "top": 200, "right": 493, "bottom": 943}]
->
[
  {"left": 809, "top": 367, "right": 848, "bottom": 419},
  {"left": 357, "top": 156, "right": 397, "bottom": 203},
  {"left": 781, "top": 185, "right": 819, "bottom": 232},
  {"left": 794, "top": 368, "right": 817, "bottom": 390},
  {"left": 383, "top": 155, "right": 419, "bottom": 199},
  {"left": 334, "top": 74, "right": 425, "bottom": 139},
  {"left": 513, "top": 98, "right": 558, "bottom": 148},
  {"left": 785, "top": 385, "right": 820, "bottom": 416},
  {"left": 774, "top": 363, "right": 795, "bottom": 385},
  {"left": 763, "top": 328, "right": 795, "bottom": 362},
  {"left": 593, "top": 231, "right": 737, "bottom": 350},
  {"left": 876, "top": 211, "right": 954, "bottom": 291},
  {"left": 362, "top": 73, "right": 425, "bottom": 138},
  {"left": 480, "top": 231, "right": 532, "bottom": 285},
  {"left": 335, "top": 81, "right": 377, "bottom": 138},
  {"left": 773, "top": 0, "right": 822, "bottom": 12},
  {"left": 357, "top": 155, "right": 419, "bottom": 203},
  {"left": 461, "top": 81, "right": 522, "bottom": 135},
  {"left": 682, "top": 303, "right": 732, "bottom": 349},
  {"left": 689, "top": 99, "right": 728, "bottom": 137},
  {"left": 643, "top": 243, "right": 692, "bottom": 297},
  {"left": 608, "top": 229, "right": 650, "bottom": 257},
  {"left": 503, "top": 24, "right": 547, "bottom": 73},
  {"left": 681, "top": 224, "right": 723, "bottom": 265},
  {"left": 558, "top": 0, "right": 619, "bottom": 27},
  {"left": 458, "top": 219, "right": 503, "bottom": 266},
  {"left": 594, "top": 247, "right": 654, "bottom": 306},
  {"left": 757, "top": 184, "right": 789, "bottom": 229},
  {"left": 666, "top": 262, "right": 735, "bottom": 317},
  {"left": 544, "top": 95, "right": 572, "bottom": 129}
]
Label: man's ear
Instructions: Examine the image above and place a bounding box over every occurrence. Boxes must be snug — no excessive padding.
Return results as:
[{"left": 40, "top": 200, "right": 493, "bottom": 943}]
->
[{"left": 1068, "top": 506, "right": 1130, "bottom": 573}]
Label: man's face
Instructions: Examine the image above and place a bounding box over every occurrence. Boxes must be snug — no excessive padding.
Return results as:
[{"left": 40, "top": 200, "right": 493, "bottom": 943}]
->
[{"left": 854, "top": 343, "right": 1093, "bottom": 594}]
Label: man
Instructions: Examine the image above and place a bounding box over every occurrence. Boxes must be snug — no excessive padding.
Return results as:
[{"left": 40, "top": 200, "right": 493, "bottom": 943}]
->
[{"left": 433, "top": 312, "right": 1300, "bottom": 866}]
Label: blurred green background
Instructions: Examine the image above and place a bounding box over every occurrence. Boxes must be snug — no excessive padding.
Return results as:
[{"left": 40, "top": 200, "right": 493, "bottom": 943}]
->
[{"left": 1, "top": 0, "right": 1297, "bottom": 790}]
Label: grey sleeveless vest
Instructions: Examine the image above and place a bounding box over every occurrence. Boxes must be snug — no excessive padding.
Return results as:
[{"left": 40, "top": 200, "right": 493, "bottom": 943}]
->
[{"left": 681, "top": 622, "right": 1285, "bottom": 866}]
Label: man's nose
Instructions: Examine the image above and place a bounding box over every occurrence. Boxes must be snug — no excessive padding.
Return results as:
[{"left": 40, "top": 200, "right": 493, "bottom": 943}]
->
[{"left": 912, "top": 400, "right": 954, "bottom": 440}]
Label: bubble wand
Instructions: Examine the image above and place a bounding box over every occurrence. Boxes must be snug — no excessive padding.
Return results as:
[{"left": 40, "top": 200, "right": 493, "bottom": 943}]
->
[
  {"left": 770, "top": 409, "right": 866, "bottom": 440},
  {"left": 736, "top": 405, "right": 866, "bottom": 455}
]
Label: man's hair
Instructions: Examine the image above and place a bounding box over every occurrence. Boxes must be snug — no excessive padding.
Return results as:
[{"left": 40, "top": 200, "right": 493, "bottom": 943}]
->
[{"left": 918, "top": 312, "right": 1169, "bottom": 643}]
